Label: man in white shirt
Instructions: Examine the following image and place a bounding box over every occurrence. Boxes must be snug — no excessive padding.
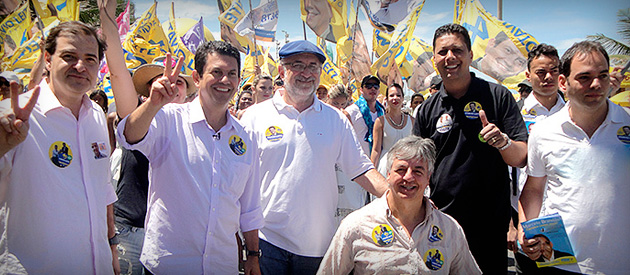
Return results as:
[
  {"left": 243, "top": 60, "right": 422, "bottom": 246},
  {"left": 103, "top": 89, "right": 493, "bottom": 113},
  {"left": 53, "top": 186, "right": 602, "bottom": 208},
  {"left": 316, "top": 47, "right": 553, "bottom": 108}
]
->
[
  {"left": 519, "top": 41, "right": 630, "bottom": 274},
  {"left": 346, "top": 75, "right": 385, "bottom": 157},
  {"left": 240, "top": 40, "right": 388, "bottom": 274},
  {"left": 117, "top": 41, "right": 263, "bottom": 274},
  {"left": 0, "top": 21, "right": 118, "bottom": 274}
]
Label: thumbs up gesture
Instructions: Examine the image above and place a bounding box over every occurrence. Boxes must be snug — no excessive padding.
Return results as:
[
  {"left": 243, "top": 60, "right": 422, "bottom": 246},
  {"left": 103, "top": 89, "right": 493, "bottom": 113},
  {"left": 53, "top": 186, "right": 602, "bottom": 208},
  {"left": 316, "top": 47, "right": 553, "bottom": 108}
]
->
[{"left": 479, "top": 110, "right": 508, "bottom": 149}]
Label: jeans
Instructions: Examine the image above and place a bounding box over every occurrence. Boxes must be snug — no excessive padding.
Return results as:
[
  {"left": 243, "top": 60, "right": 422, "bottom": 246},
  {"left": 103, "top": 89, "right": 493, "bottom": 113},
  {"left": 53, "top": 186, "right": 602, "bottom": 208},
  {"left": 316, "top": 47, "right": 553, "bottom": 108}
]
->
[
  {"left": 116, "top": 222, "right": 145, "bottom": 275},
  {"left": 259, "top": 239, "right": 323, "bottom": 275}
]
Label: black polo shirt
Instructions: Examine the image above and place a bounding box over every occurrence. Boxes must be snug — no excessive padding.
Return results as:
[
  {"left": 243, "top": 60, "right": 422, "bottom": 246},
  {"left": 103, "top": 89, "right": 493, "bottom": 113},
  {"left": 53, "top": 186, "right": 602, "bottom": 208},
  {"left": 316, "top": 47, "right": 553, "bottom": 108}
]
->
[{"left": 413, "top": 73, "right": 527, "bottom": 234}]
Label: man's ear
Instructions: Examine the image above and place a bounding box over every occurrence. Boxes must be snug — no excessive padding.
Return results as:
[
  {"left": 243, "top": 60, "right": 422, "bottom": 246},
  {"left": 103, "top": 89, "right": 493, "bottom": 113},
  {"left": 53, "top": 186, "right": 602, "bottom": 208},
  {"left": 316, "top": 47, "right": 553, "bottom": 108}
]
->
[
  {"left": 558, "top": 74, "right": 568, "bottom": 93},
  {"left": 525, "top": 70, "right": 530, "bottom": 81},
  {"left": 192, "top": 70, "right": 200, "bottom": 88},
  {"left": 44, "top": 51, "right": 52, "bottom": 72}
]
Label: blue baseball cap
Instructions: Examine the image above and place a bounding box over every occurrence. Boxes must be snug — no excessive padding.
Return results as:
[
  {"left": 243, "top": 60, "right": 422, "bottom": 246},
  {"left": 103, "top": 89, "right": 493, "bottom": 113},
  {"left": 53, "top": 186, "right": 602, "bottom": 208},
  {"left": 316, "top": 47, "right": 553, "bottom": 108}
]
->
[{"left": 279, "top": 40, "right": 326, "bottom": 63}]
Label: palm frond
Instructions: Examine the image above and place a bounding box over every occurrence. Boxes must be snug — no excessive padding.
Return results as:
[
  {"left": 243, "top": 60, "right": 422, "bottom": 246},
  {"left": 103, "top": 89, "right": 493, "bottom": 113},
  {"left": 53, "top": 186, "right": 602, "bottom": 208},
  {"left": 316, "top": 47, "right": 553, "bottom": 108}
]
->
[
  {"left": 617, "top": 8, "right": 630, "bottom": 42},
  {"left": 587, "top": 33, "right": 630, "bottom": 56}
]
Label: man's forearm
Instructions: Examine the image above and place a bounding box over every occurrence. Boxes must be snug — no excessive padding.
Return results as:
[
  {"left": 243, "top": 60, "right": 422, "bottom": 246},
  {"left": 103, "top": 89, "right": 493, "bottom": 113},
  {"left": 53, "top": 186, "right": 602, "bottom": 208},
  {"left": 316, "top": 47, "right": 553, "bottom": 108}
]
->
[{"left": 354, "top": 169, "right": 387, "bottom": 197}]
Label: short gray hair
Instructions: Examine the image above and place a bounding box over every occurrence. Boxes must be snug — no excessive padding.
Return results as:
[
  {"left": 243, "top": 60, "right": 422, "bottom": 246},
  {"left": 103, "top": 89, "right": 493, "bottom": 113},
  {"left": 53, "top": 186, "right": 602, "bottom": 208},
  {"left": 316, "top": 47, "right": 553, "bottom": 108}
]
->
[{"left": 386, "top": 136, "right": 436, "bottom": 175}]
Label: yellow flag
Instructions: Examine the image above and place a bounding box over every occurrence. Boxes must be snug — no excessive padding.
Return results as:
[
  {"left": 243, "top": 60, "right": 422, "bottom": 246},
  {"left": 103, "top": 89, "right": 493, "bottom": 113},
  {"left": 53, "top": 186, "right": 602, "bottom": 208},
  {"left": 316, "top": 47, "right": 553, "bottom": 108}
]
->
[
  {"left": 261, "top": 47, "right": 279, "bottom": 78},
  {"left": 371, "top": 0, "right": 424, "bottom": 93},
  {"left": 0, "top": 2, "right": 32, "bottom": 59},
  {"left": 122, "top": 2, "right": 170, "bottom": 69},
  {"left": 372, "top": 28, "right": 391, "bottom": 58},
  {"left": 317, "top": 38, "right": 342, "bottom": 89},
  {"left": 1, "top": 19, "right": 60, "bottom": 85},
  {"left": 404, "top": 36, "right": 435, "bottom": 93},
  {"left": 218, "top": 0, "right": 255, "bottom": 54},
  {"left": 455, "top": 0, "right": 539, "bottom": 89},
  {"left": 46, "top": 0, "right": 79, "bottom": 21},
  {"left": 166, "top": 3, "right": 195, "bottom": 75},
  {"left": 610, "top": 55, "right": 630, "bottom": 89},
  {"left": 300, "top": 0, "right": 348, "bottom": 43},
  {"left": 241, "top": 45, "right": 265, "bottom": 83}
]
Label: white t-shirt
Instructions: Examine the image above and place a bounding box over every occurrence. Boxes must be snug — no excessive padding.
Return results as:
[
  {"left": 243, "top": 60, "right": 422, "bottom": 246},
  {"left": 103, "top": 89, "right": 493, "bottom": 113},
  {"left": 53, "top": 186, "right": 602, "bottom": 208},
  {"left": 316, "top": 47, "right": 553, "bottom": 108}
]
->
[
  {"left": 0, "top": 81, "right": 116, "bottom": 274},
  {"left": 346, "top": 103, "right": 379, "bottom": 157},
  {"left": 526, "top": 102, "right": 630, "bottom": 274},
  {"left": 241, "top": 93, "right": 374, "bottom": 257},
  {"left": 118, "top": 98, "right": 263, "bottom": 274}
]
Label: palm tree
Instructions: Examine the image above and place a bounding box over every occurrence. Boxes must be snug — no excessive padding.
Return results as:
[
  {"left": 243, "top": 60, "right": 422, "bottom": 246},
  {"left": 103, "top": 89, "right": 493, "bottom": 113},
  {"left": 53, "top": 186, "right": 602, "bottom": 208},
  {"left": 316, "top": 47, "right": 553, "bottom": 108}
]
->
[
  {"left": 79, "top": 0, "right": 136, "bottom": 27},
  {"left": 588, "top": 8, "right": 630, "bottom": 56}
]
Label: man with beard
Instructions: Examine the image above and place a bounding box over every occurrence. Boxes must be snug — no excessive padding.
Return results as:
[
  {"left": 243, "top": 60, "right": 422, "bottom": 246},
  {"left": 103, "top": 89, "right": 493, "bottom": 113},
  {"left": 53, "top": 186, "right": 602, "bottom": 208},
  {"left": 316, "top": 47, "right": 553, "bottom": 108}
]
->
[{"left": 241, "top": 40, "right": 388, "bottom": 274}]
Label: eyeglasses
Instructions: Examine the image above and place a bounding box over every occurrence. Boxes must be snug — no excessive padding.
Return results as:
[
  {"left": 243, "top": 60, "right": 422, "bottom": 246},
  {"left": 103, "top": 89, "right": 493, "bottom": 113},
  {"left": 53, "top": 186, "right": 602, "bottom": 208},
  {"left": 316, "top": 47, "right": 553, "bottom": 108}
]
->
[
  {"left": 285, "top": 62, "right": 322, "bottom": 74},
  {"left": 363, "top": 83, "right": 379, "bottom": 89},
  {"left": 0, "top": 79, "right": 9, "bottom": 87}
]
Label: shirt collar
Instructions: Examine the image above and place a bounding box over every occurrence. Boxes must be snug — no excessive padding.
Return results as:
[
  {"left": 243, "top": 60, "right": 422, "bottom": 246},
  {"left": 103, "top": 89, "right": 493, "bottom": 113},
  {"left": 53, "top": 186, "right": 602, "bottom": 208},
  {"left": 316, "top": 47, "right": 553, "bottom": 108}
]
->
[
  {"left": 271, "top": 89, "right": 322, "bottom": 113},
  {"left": 522, "top": 93, "right": 565, "bottom": 113},
  {"left": 560, "top": 99, "right": 626, "bottom": 127},
  {"left": 38, "top": 80, "right": 96, "bottom": 115},
  {"left": 438, "top": 72, "right": 478, "bottom": 100},
  {"left": 188, "top": 97, "right": 236, "bottom": 132}
]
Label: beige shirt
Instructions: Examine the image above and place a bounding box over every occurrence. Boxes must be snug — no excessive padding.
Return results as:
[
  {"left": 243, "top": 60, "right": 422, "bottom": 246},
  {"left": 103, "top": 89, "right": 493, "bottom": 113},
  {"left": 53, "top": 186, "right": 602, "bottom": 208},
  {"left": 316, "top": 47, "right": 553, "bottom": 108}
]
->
[{"left": 318, "top": 192, "right": 481, "bottom": 274}]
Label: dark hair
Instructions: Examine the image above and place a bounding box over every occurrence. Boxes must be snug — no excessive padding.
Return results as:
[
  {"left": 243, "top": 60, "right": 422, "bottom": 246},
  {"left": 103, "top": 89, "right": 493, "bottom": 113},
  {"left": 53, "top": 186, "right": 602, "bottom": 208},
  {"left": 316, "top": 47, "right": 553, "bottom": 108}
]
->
[
  {"left": 411, "top": 93, "right": 424, "bottom": 102},
  {"left": 89, "top": 89, "right": 108, "bottom": 112},
  {"left": 386, "top": 83, "right": 403, "bottom": 97},
  {"left": 45, "top": 21, "right": 107, "bottom": 62},
  {"left": 253, "top": 74, "right": 273, "bottom": 87},
  {"left": 274, "top": 77, "right": 284, "bottom": 86},
  {"left": 236, "top": 90, "right": 253, "bottom": 110},
  {"left": 433, "top": 23, "right": 471, "bottom": 51},
  {"left": 194, "top": 41, "right": 241, "bottom": 76},
  {"left": 493, "top": 31, "right": 509, "bottom": 45},
  {"left": 560, "top": 41, "right": 609, "bottom": 77},
  {"left": 527, "top": 43, "right": 559, "bottom": 70}
]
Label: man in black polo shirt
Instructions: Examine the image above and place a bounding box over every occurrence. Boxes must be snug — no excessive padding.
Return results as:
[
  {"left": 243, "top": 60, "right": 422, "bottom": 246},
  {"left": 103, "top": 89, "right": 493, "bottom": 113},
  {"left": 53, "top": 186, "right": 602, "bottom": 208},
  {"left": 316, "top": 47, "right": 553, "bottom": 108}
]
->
[{"left": 413, "top": 23, "right": 528, "bottom": 274}]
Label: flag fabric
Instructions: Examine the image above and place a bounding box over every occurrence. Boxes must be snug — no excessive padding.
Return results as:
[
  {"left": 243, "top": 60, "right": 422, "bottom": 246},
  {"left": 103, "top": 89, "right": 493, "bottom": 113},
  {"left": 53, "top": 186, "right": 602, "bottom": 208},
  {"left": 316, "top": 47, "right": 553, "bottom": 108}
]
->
[
  {"left": 116, "top": 0, "right": 132, "bottom": 42},
  {"left": 371, "top": 0, "right": 425, "bottom": 94},
  {"left": 218, "top": 0, "right": 255, "bottom": 54},
  {"left": 241, "top": 45, "right": 265, "bottom": 83},
  {"left": 181, "top": 17, "right": 205, "bottom": 54},
  {"left": 610, "top": 55, "right": 630, "bottom": 89},
  {"left": 234, "top": 0, "right": 278, "bottom": 46},
  {"left": 260, "top": 47, "right": 279, "bottom": 78},
  {"left": 455, "top": 0, "right": 539, "bottom": 89},
  {"left": 0, "top": 1, "right": 31, "bottom": 59},
  {"left": 46, "top": 0, "right": 80, "bottom": 21},
  {"left": 372, "top": 28, "right": 391, "bottom": 58},
  {"left": 1, "top": 19, "right": 60, "bottom": 83},
  {"left": 122, "top": 2, "right": 170, "bottom": 69},
  {"left": 404, "top": 36, "right": 435, "bottom": 93},
  {"left": 300, "top": 0, "right": 348, "bottom": 43},
  {"left": 362, "top": 0, "right": 424, "bottom": 32},
  {"left": 336, "top": 23, "right": 371, "bottom": 86},
  {"left": 166, "top": 3, "right": 196, "bottom": 75},
  {"left": 317, "top": 38, "right": 343, "bottom": 89}
]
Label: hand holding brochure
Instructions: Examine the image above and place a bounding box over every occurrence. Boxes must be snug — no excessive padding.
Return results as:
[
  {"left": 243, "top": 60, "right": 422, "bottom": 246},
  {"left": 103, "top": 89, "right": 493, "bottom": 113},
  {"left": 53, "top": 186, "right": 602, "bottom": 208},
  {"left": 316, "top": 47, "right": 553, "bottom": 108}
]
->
[{"left": 521, "top": 213, "right": 577, "bottom": 268}]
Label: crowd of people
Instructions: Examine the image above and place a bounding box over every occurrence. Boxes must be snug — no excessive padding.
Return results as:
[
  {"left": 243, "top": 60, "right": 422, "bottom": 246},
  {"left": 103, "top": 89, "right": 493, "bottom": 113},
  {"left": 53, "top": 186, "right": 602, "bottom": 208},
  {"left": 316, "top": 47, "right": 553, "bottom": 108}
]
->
[{"left": 0, "top": 3, "right": 628, "bottom": 274}]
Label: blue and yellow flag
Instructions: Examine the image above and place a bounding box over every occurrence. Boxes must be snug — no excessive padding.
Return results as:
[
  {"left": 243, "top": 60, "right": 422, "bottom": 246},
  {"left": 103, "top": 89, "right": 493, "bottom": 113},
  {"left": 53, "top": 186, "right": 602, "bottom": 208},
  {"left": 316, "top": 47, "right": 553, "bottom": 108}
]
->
[
  {"left": 371, "top": 0, "right": 425, "bottom": 94},
  {"left": 218, "top": 0, "right": 255, "bottom": 54},
  {"left": 316, "top": 38, "right": 343, "bottom": 89},
  {"left": 455, "top": 0, "right": 539, "bottom": 89},
  {"left": 0, "top": 2, "right": 32, "bottom": 59},
  {"left": 166, "top": 3, "right": 195, "bottom": 75},
  {"left": 47, "top": 0, "right": 79, "bottom": 21},
  {"left": 122, "top": 2, "right": 170, "bottom": 69},
  {"left": 300, "top": 0, "right": 348, "bottom": 43}
]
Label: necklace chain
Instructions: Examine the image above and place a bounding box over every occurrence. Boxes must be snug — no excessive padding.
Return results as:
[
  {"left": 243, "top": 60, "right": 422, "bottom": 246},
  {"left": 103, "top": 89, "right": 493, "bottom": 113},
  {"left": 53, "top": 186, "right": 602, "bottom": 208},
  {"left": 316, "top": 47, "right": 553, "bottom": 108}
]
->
[{"left": 388, "top": 113, "right": 405, "bottom": 127}]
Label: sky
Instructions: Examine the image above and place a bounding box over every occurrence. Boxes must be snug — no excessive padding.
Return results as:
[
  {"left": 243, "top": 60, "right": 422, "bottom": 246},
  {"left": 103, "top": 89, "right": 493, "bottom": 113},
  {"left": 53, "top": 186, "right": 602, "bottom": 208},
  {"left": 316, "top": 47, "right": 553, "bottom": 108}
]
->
[{"left": 132, "top": 0, "right": 629, "bottom": 84}]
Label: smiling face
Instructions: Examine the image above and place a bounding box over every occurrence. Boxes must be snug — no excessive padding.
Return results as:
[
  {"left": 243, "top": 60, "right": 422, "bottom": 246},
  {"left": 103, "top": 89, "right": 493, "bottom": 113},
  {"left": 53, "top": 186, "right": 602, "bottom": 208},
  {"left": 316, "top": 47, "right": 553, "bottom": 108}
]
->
[
  {"left": 45, "top": 34, "right": 100, "bottom": 98},
  {"left": 386, "top": 157, "right": 431, "bottom": 201},
  {"left": 559, "top": 50, "right": 610, "bottom": 112},
  {"left": 194, "top": 52, "right": 240, "bottom": 109},
  {"left": 280, "top": 53, "right": 322, "bottom": 101},
  {"left": 433, "top": 33, "right": 473, "bottom": 85},
  {"left": 482, "top": 35, "right": 527, "bottom": 80},
  {"left": 386, "top": 86, "right": 403, "bottom": 109},
  {"left": 238, "top": 92, "right": 254, "bottom": 110},
  {"left": 304, "top": 0, "right": 333, "bottom": 36}
]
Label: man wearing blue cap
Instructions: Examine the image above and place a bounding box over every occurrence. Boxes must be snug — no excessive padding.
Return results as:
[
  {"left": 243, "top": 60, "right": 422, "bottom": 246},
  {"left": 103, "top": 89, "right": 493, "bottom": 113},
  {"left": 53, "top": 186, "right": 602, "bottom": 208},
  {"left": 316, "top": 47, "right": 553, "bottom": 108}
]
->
[{"left": 241, "top": 40, "right": 388, "bottom": 274}]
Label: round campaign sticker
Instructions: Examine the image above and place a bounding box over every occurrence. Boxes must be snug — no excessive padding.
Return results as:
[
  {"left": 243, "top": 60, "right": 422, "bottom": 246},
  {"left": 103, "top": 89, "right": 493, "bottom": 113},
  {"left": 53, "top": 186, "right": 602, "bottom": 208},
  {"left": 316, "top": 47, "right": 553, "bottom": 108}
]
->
[
  {"left": 463, "top": 101, "right": 482, "bottom": 119},
  {"left": 228, "top": 135, "right": 247, "bottom": 156},
  {"left": 424, "top": 248, "right": 445, "bottom": 270},
  {"left": 428, "top": 224, "right": 444, "bottom": 243},
  {"left": 49, "top": 141, "right": 73, "bottom": 168},
  {"left": 265, "top": 126, "right": 284, "bottom": 142},
  {"left": 436, "top": 113, "right": 453, "bottom": 133},
  {"left": 617, "top": 126, "right": 630, "bottom": 144},
  {"left": 371, "top": 224, "right": 394, "bottom": 246}
]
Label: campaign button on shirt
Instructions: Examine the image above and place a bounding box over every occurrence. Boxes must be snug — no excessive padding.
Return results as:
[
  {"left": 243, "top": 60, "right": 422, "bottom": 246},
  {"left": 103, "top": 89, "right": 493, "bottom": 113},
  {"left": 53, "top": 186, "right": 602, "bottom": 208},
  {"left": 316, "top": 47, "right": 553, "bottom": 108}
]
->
[
  {"left": 463, "top": 101, "right": 482, "bottom": 119},
  {"left": 265, "top": 126, "right": 284, "bottom": 142},
  {"left": 436, "top": 113, "right": 453, "bottom": 133},
  {"left": 229, "top": 135, "right": 247, "bottom": 156},
  {"left": 49, "top": 141, "right": 72, "bottom": 168},
  {"left": 424, "top": 248, "right": 445, "bottom": 270},
  {"left": 371, "top": 224, "right": 394, "bottom": 246}
]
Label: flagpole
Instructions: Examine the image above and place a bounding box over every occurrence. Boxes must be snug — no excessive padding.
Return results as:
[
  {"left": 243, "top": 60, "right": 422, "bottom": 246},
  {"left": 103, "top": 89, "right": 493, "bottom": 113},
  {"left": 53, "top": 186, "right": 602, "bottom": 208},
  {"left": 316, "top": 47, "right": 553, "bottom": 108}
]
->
[
  {"left": 346, "top": 0, "right": 361, "bottom": 84},
  {"left": 302, "top": 22, "right": 307, "bottom": 40},
  {"left": 248, "top": 0, "right": 259, "bottom": 67},
  {"left": 29, "top": 0, "right": 45, "bottom": 32}
]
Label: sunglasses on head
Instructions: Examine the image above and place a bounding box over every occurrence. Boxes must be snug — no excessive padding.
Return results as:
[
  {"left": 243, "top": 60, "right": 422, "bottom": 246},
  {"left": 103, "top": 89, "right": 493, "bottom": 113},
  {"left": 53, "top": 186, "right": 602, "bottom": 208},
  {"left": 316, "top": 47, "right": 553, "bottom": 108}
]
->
[
  {"left": 0, "top": 79, "right": 10, "bottom": 87},
  {"left": 363, "top": 83, "right": 379, "bottom": 89}
]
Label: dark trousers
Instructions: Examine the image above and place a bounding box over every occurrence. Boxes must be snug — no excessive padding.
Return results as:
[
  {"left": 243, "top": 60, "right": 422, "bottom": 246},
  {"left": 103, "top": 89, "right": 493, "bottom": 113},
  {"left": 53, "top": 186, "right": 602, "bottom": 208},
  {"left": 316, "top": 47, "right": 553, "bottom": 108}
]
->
[{"left": 259, "top": 239, "right": 323, "bottom": 275}]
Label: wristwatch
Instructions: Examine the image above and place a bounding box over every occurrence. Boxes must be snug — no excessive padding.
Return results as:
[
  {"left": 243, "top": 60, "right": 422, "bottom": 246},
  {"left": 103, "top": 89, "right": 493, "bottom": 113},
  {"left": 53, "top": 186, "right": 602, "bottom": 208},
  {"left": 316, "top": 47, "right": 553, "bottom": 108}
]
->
[
  {"left": 247, "top": 249, "right": 262, "bottom": 257},
  {"left": 109, "top": 233, "right": 120, "bottom": 246}
]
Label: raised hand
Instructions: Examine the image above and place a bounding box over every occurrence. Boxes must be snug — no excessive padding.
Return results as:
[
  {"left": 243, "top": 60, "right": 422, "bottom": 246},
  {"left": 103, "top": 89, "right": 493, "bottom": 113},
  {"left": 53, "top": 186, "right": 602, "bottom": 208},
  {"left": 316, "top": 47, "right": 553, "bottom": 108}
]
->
[
  {"left": 479, "top": 110, "right": 507, "bottom": 149},
  {"left": 0, "top": 82, "right": 40, "bottom": 156},
  {"left": 147, "top": 53, "right": 185, "bottom": 107}
]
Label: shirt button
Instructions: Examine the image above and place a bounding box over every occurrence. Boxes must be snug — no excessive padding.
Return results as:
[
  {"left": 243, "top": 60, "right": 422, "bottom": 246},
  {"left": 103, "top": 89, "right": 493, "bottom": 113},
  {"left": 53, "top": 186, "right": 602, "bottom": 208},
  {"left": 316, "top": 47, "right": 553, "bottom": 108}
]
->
[
  {"left": 213, "top": 184, "right": 217, "bottom": 187},
  {"left": 212, "top": 208, "right": 216, "bottom": 211},
  {"left": 215, "top": 159, "right": 219, "bottom": 163},
  {"left": 208, "top": 232, "right": 212, "bottom": 235}
]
